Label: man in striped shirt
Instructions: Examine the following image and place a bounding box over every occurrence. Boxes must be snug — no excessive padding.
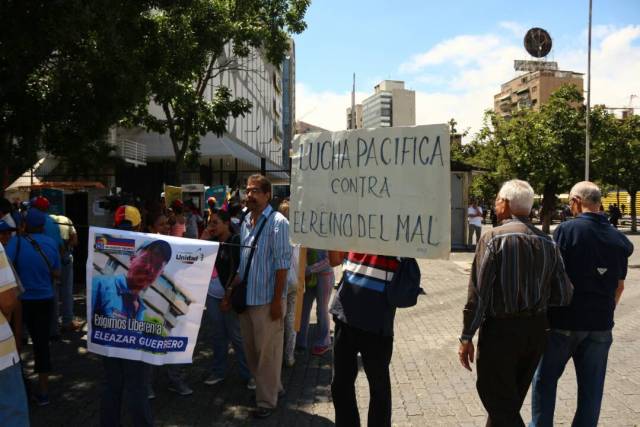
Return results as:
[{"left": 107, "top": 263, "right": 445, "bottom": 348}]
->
[
  {"left": 0, "top": 242, "right": 29, "bottom": 426},
  {"left": 329, "top": 251, "right": 400, "bottom": 427},
  {"left": 236, "top": 175, "right": 291, "bottom": 419},
  {"left": 458, "top": 179, "right": 573, "bottom": 427}
]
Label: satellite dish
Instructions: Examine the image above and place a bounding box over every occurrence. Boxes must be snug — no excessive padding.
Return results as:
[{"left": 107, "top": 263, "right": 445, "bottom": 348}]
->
[{"left": 524, "top": 28, "right": 552, "bottom": 58}]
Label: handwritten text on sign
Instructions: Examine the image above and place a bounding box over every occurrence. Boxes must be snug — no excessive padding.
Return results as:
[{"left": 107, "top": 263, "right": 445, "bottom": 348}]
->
[{"left": 290, "top": 124, "right": 451, "bottom": 259}]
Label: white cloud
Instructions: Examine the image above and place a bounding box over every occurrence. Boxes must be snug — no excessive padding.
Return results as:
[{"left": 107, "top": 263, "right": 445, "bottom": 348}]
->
[
  {"left": 295, "top": 83, "right": 368, "bottom": 131},
  {"left": 499, "top": 21, "right": 526, "bottom": 37},
  {"left": 399, "top": 34, "right": 502, "bottom": 73},
  {"left": 297, "top": 25, "right": 640, "bottom": 136}
]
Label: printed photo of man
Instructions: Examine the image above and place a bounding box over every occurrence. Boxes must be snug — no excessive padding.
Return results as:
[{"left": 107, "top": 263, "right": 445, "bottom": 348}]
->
[{"left": 92, "top": 240, "right": 172, "bottom": 321}]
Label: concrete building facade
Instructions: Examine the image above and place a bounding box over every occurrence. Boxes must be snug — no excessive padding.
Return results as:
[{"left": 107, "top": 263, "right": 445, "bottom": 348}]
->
[
  {"left": 346, "top": 104, "right": 363, "bottom": 129},
  {"left": 361, "top": 80, "right": 415, "bottom": 129},
  {"left": 117, "top": 42, "right": 291, "bottom": 189},
  {"left": 494, "top": 69, "right": 583, "bottom": 117}
]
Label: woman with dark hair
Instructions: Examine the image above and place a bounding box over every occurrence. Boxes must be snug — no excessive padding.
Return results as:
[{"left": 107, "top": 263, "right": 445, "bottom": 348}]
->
[
  {"left": 145, "top": 210, "right": 170, "bottom": 236},
  {"left": 202, "top": 209, "right": 253, "bottom": 389}
]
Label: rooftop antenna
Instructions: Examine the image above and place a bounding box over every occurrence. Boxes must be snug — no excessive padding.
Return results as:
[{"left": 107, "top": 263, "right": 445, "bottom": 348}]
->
[{"left": 351, "top": 73, "right": 356, "bottom": 129}]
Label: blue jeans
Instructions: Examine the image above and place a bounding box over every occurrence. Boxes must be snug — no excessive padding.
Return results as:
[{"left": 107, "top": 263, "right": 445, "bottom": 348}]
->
[
  {"left": 296, "top": 271, "right": 334, "bottom": 349},
  {"left": 0, "top": 362, "right": 29, "bottom": 427},
  {"left": 101, "top": 357, "right": 153, "bottom": 427},
  {"left": 206, "top": 296, "right": 250, "bottom": 380},
  {"left": 530, "top": 329, "right": 613, "bottom": 427}
]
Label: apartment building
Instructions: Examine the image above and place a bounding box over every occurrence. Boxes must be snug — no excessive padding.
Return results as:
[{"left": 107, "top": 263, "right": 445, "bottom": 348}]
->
[
  {"left": 360, "top": 80, "right": 415, "bottom": 129},
  {"left": 494, "top": 69, "right": 583, "bottom": 117}
]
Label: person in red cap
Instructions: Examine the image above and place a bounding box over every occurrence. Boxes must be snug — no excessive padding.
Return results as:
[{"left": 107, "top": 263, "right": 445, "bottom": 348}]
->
[
  {"left": 31, "top": 196, "right": 64, "bottom": 340},
  {"left": 6, "top": 208, "right": 62, "bottom": 406}
]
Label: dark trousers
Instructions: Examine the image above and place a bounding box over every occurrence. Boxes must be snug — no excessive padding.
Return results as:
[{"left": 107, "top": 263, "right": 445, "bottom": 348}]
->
[
  {"left": 101, "top": 357, "right": 153, "bottom": 427},
  {"left": 22, "top": 299, "right": 53, "bottom": 373},
  {"left": 331, "top": 319, "right": 393, "bottom": 427},
  {"left": 476, "top": 315, "right": 548, "bottom": 427}
]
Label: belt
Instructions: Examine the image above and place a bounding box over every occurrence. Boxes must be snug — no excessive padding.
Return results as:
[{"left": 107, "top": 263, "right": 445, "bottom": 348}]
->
[{"left": 489, "top": 309, "right": 545, "bottom": 320}]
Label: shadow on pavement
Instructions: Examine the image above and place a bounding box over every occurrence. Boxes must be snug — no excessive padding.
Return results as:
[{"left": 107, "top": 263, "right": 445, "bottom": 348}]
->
[{"left": 24, "top": 297, "right": 335, "bottom": 426}]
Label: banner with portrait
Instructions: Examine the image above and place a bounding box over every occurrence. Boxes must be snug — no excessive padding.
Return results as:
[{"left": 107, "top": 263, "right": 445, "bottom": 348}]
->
[{"left": 86, "top": 227, "right": 218, "bottom": 365}]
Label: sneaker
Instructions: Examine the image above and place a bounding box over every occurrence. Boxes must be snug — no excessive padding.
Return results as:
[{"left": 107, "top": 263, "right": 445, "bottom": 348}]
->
[
  {"left": 311, "top": 345, "right": 330, "bottom": 356},
  {"left": 246, "top": 378, "right": 256, "bottom": 390},
  {"left": 203, "top": 375, "right": 224, "bottom": 386},
  {"left": 33, "top": 394, "right": 50, "bottom": 407},
  {"left": 147, "top": 387, "right": 156, "bottom": 400},
  {"left": 251, "top": 407, "right": 273, "bottom": 419},
  {"left": 168, "top": 382, "right": 193, "bottom": 396}
]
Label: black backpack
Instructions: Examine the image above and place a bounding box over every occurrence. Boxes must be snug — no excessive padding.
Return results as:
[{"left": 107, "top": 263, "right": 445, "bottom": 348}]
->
[{"left": 386, "top": 257, "right": 422, "bottom": 308}]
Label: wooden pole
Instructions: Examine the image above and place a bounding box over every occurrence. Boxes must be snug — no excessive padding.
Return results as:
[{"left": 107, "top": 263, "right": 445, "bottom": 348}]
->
[{"left": 293, "top": 247, "right": 306, "bottom": 332}]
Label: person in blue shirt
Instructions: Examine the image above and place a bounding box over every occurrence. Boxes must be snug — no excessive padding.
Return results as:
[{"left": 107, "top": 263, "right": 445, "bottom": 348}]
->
[
  {"left": 230, "top": 174, "right": 291, "bottom": 419},
  {"left": 92, "top": 239, "right": 171, "bottom": 321},
  {"left": 531, "top": 181, "right": 634, "bottom": 427},
  {"left": 6, "top": 208, "right": 61, "bottom": 406}
]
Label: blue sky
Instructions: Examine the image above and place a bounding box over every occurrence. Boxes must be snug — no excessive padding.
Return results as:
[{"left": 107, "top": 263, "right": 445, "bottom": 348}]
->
[{"left": 293, "top": 0, "right": 640, "bottom": 134}]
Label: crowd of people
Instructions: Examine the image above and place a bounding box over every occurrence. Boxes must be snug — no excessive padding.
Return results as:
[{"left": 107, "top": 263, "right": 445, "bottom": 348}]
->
[{"left": 0, "top": 175, "right": 634, "bottom": 427}]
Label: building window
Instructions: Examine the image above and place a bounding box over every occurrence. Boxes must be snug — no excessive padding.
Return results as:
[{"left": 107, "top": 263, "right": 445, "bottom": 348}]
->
[{"left": 531, "top": 86, "right": 537, "bottom": 92}]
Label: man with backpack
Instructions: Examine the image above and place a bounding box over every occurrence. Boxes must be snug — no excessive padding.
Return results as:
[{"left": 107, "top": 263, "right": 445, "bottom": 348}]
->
[{"left": 329, "top": 251, "right": 421, "bottom": 427}]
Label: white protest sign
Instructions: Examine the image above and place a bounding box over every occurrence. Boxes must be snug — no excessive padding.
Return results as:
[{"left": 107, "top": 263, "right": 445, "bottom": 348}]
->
[
  {"left": 86, "top": 227, "right": 218, "bottom": 365},
  {"left": 290, "top": 124, "right": 450, "bottom": 259}
]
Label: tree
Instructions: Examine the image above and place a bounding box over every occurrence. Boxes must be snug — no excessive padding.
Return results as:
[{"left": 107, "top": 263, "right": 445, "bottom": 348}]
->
[
  {"left": 466, "top": 85, "right": 586, "bottom": 232},
  {"left": 591, "top": 106, "right": 640, "bottom": 232},
  {"left": 1, "top": 1, "right": 164, "bottom": 190},
  {"left": 128, "top": 0, "right": 310, "bottom": 185}
]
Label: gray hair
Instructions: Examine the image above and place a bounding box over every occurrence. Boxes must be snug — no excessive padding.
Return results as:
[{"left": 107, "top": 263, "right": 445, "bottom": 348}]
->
[
  {"left": 498, "top": 179, "right": 534, "bottom": 214},
  {"left": 570, "top": 181, "right": 601, "bottom": 206}
]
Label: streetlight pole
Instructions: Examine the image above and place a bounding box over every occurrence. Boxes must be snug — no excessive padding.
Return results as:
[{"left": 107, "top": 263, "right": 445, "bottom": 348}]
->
[{"left": 585, "top": 0, "right": 593, "bottom": 180}]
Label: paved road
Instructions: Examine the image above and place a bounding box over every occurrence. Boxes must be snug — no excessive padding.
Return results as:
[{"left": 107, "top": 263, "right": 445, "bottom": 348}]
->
[{"left": 26, "top": 232, "right": 640, "bottom": 426}]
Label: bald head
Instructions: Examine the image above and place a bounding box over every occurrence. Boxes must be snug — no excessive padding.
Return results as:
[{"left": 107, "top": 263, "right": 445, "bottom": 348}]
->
[{"left": 570, "top": 181, "right": 601, "bottom": 209}]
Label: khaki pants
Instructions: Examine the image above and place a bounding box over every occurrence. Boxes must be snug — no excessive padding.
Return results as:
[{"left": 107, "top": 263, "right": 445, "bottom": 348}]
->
[{"left": 239, "top": 303, "right": 285, "bottom": 409}]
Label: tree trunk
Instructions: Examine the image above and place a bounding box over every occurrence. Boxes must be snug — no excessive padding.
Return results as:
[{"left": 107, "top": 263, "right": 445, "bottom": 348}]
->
[
  {"left": 541, "top": 184, "right": 557, "bottom": 234},
  {"left": 174, "top": 154, "right": 184, "bottom": 186},
  {"left": 630, "top": 190, "right": 637, "bottom": 233}
]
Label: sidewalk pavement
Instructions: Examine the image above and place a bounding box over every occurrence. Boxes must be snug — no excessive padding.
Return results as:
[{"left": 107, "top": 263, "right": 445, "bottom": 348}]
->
[{"left": 25, "top": 235, "right": 640, "bottom": 426}]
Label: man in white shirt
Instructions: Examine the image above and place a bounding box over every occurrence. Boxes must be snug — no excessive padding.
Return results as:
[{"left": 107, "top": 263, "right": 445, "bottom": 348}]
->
[{"left": 467, "top": 200, "right": 483, "bottom": 248}]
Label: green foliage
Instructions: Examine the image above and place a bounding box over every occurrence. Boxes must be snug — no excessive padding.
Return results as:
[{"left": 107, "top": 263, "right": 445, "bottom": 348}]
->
[
  {"left": 0, "top": 1, "right": 162, "bottom": 186},
  {"left": 126, "top": 0, "right": 310, "bottom": 183},
  {"left": 466, "top": 84, "right": 586, "bottom": 231},
  {"left": 591, "top": 107, "right": 640, "bottom": 231}
]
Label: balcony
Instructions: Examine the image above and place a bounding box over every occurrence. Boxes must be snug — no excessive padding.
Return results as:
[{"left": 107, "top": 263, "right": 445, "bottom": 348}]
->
[{"left": 116, "top": 138, "right": 147, "bottom": 166}]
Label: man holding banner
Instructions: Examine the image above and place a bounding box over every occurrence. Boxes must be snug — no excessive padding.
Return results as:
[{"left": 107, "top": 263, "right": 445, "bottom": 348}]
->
[
  {"left": 329, "top": 251, "right": 400, "bottom": 427},
  {"left": 290, "top": 124, "right": 451, "bottom": 426}
]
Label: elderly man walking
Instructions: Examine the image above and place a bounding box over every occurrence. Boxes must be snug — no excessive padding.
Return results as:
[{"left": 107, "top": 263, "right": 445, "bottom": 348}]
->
[
  {"left": 458, "top": 179, "right": 573, "bottom": 427},
  {"left": 531, "top": 181, "right": 634, "bottom": 427}
]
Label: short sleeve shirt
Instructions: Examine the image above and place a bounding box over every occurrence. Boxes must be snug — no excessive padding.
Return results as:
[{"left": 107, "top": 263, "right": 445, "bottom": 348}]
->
[
  {"left": 92, "top": 274, "right": 147, "bottom": 321},
  {"left": 6, "top": 233, "right": 60, "bottom": 300}
]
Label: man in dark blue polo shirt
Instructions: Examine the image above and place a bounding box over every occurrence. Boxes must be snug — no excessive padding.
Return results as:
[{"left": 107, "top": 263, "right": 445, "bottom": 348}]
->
[{"left": 531, "top": 181, "right": 634, "bottom": 427}]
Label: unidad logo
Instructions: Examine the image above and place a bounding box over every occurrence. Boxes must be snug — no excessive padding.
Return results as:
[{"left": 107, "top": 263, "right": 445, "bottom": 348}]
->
[{"left": 175, "top": 248, "right": 204, "bottom": 264}]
